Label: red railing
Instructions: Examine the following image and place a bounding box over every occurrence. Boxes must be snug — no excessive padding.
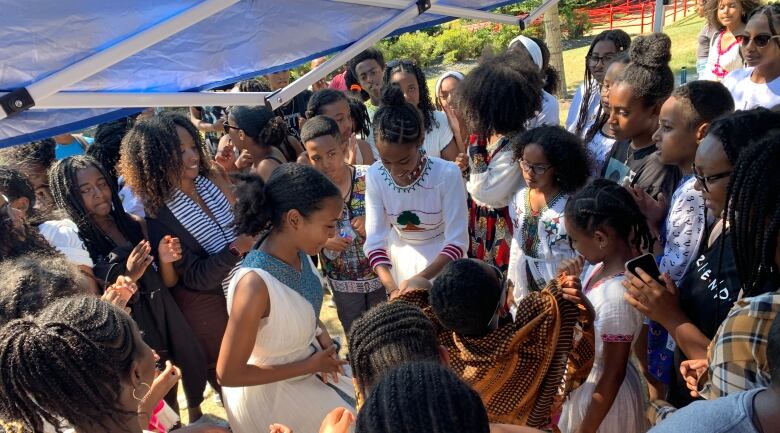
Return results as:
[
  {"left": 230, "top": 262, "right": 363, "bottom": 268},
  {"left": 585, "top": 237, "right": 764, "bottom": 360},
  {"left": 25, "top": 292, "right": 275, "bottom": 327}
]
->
[{"left": 584, "top": 0, "right": 697, "bottom": 34}]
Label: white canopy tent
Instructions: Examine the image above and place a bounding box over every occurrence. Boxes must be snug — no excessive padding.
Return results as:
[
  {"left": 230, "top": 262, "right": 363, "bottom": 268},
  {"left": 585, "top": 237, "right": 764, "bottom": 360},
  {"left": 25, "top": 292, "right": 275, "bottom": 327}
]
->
[{"left": 0, "top": 0, "right": 559, "bottom": 148}]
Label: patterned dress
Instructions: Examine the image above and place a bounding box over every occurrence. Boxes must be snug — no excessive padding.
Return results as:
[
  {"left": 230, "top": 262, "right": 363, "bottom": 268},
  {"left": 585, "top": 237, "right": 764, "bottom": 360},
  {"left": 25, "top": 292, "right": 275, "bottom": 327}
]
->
[{"left": 466, "top": 134, "right": 524, "bottom": 272}]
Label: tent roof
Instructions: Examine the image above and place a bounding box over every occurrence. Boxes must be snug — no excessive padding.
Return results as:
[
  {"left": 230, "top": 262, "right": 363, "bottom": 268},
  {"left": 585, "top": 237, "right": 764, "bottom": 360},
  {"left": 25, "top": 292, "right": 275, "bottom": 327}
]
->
[{"left": 0, "top": 0, "right": 527, "bottom": 148}]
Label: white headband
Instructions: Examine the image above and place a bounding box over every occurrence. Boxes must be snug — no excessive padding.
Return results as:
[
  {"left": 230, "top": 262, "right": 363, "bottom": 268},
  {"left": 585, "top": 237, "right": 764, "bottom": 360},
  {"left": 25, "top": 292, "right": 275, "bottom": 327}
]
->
[
  {"left": 435, "top": 71, "right": 466, "bottom": 100},
  {"left": 508, "top": 35, "right": 544, "bottom": 71}
]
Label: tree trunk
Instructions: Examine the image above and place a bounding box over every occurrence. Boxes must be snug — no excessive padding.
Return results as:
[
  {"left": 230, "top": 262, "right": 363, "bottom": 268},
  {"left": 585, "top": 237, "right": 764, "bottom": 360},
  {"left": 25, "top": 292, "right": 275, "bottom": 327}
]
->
[{"left": 543, "top": 6, "right": 567, "bottom": 100}]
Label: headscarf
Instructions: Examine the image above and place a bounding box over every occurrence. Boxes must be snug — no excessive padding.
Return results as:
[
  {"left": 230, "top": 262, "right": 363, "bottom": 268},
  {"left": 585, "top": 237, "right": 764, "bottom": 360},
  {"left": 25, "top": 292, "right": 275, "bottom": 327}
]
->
[
  {"left": 509, "top": 35, "right": 544, "bottom": 71},
  {"left": 434, "top": 71, "right": 466, "bottom": 103}
]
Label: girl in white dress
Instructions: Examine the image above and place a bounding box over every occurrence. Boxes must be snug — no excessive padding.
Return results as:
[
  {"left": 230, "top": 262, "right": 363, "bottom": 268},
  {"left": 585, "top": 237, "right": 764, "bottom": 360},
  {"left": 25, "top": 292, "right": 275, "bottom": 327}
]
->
[
  {"left": 507, "top": 126, "right": 590, "bottom": 303},
  {"left": 363, "top": 84, "right": 469, "bottom": 297},
  {"left": 559, "top": 179, "right": 651, "bottom": 433},
  {"left": 218, "top": 164, "right": 354, "bottom": 433},
  {"left": 700, "top": 0, "right": 758, "bottom": 81}
]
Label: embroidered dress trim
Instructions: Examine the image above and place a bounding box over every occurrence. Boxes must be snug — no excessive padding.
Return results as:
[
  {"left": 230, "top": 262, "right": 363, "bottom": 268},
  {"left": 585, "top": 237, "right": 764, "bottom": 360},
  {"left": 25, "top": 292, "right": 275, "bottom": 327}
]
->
[
  {"left": 242, "top": 250, "right": 324, "bottom": 315},
  {"left": 518, "top": 189, "right": 564, "bottom": 258},
  {"left": 602, "top": 334, "right": 635, "bottom": 342},
  {"left": 378, "top": 156, "right": 432, "bottom": 193}
]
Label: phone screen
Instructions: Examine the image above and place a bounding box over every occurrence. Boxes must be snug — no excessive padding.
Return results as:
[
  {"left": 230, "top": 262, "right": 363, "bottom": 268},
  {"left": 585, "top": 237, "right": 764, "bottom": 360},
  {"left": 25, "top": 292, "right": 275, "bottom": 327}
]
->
[{"left": 625, "top": 253, "right": 662, "bottom": 284}]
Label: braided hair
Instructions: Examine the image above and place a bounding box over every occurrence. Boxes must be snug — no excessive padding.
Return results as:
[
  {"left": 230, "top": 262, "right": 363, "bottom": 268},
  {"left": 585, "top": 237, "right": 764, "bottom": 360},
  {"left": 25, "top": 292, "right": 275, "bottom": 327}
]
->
[
  {"left": 49, "top": 156, "right": 143, "bottom": 262},
  {"left": 0, "top": 297, "right": 140, "bottom": 433},
  {"left": 431, "top": 259, "right": 502, "bottom": 337},
  {"left": 233, "top": 164, "right": 340, "bottom": 236},
  {"left": 348, "top": 95, "right": 372, "bottom": 138},
  {"left": 86, "top": 117, "right": 134, "bottom": 184},
  {"left": 511, "top": 125, "right": 591, "bottom": 194},
  {"left": 706, "top": 108, "right": 780, "bottom": 163},
  {"left": 565, "top": 179, "right": 655, "bottom": 254},
  {"left": 583, "top": 52, "right": 630, "bottom": 146},
  {"left": 382, "top": 60, "right": 438, "bottom": 133},
  {"left": 0, "top": 253, "right": 84, "bottom": 327},
  {"left": 117, "top": 112, "right": 212, "bottom": 216},
  {"left": 726, "top": 131, "right": 780, "bottom": 296},
  {"left": 0, "top": 214, "right": 58, "bottom": 262},
  {"left": 0, "top": 165, "right": 36, "bottom": 215},
  {"left": 347, "top": 301, "right": 439, "bottom": 397},
  {"left": 573, "top": 30, "right": 631, "bottom": 137},
  {"left": 456, "top": 50, "right": 543, "bottom": 138},
  {"left": 234, "top": 78, "right": 271, "bottom": 92},
  {"left": 612, "top": 33, "right": 674, "bottom": 110},
  {"left": 355, "top": 362, "right": 490, "bottom": 433},
  {"left": 305, "top": 88, "right": 349, "bottom": 119},
  {"left": 706, "top": 0, "right": 762, "bottom": 29},
  {"left": 372, "top": 84, "right": 425, "bottom": 148},
  {"left": 747, "top": 4, "right": 780, "bottom": 48}
]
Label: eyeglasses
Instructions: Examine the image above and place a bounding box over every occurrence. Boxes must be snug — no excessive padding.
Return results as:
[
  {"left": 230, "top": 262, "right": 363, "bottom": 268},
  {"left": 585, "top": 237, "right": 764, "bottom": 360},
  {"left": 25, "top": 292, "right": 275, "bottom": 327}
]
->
[
  {"left": 587, "top": 54, "right": 616, "bottom": 65},
  {"left": 692, "top": 163, "right": 731, "bottom": 192},
  {"left": 485, "top": 263, "right": 508, "bottom": 329},
  {"left": 736, "top": 34, "right": 780, "bottom": 48},
  {"left": 519, "top": 160, "right": 552, "bottom": 175},
  {"left": 223, "top": 121, "right": 241, "bottom": 132}
]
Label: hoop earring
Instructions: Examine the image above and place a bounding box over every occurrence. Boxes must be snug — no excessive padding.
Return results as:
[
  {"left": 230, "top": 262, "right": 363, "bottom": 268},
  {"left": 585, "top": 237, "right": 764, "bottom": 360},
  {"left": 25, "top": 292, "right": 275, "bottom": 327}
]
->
[{"left": 132, "top": 382, "right": 152, "bottom": 402}]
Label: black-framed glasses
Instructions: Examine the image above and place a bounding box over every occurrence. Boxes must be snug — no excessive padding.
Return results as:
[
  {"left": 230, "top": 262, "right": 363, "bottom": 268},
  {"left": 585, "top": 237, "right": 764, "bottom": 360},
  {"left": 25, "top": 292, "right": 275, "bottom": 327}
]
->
[
  {"left": 223, "top": 121, "right": 241, "bottom": 132},
  {"left": 485, "top": 263, "right": 508, "bottom": 329},
  {"left": 519, "top": 160, "right": 552, "bottom": 175},
  {"left": 692, "top": 163, "right": 731, "bottom": 192},
  {"left": 586, "top": 54, "right": 616, "bottom": 65},
  {"left": 736, "top": 34, "right": 780, "bottom": 48}
]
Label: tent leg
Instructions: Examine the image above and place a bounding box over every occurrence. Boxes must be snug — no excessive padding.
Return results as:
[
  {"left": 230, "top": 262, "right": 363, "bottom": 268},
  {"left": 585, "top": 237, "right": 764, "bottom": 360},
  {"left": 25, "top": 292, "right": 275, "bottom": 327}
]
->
[
  {"left": 0, "top": 0, "right": 239, "bottom": 120},
  {"left": 267, "top": 1, "right": 426, "bottom": 111}
]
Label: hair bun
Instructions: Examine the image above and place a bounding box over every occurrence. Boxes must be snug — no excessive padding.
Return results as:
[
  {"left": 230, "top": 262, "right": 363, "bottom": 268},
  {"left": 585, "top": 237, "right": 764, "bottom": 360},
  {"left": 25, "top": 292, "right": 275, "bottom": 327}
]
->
[
  {"left": 380, "top": 84, "right": 407, "bottom": 108},
  {"left": 233, "top": 173, "right": 273, "bottom": 235},
  {"left": 629, "top": 33, "right": 672, "bottom": 70}
]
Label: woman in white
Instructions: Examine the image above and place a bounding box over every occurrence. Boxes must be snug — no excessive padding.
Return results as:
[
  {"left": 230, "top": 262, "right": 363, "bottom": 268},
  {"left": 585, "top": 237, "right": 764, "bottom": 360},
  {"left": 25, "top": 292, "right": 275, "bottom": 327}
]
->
[
  {"left": 722, "top": 5, "right": 780, "bottom": 109},
  {"left": 218, "top": 164, "right": 354, "bottom": 433},
  {"left": 383, "top": 59, "right": 460, "bottom": 161},
  {"left": 435, "top": 70, "right": 466, "bottom": 154},
  {"left": 508, "top": 35, "right": 561, "bottom": 128},
  {"left": 506, "top": 126, "right": 590, "bottom": 303},
  {"left": 700, "top": 0, "right": 758, "bottom": 81},
  {"left": 364, "top": 85, "right": 468, "bottom": 296}
]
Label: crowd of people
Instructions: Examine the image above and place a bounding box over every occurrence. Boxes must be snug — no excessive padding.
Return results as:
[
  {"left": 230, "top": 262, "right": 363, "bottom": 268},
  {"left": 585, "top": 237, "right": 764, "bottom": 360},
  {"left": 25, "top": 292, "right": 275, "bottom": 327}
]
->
[{"left": 0, "top": 1, "right": 779, "bottom": 432}]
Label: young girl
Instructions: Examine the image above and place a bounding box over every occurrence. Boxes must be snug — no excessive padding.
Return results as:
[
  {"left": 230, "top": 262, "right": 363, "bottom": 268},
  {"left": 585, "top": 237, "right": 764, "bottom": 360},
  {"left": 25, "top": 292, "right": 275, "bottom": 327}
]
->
[
  {"left": 435, "top": 70, "right": 466, "bottom": 154},
  {"left": 382, "top": 60, "right": 459, "bottom": 161},
  {"left": 604, "top": 33, "right": 681, "bottom": 200},
  {"left": 48, "top": 155, "right": 207, "bottom": 420},
  {"left": 225, "top": 105, "right": 303, "bottom": 180},
  {"left": 583, "top": 53, "right": 630, "bottom": 176},
  {"left": 305, "top": 89, "right": 375, "bottom": 166},
  {"left": 566, "top": 30, "right": 631, "bottom": 137},
  {"left": 217, "top": 165, "right": 353, "bottom": 433},
  {"left": 701, "top": 0, "right": 761, "bottom": 81},
  {"left": 559, "top": 179, "right": 651, "bottom": 433},
  {"left": 300, "top": 115, "right": 385, "bottom": 334},
  {"left": 347, "top": 94, "right": 377, "bottom": 164},
  {"left": 507, "top": 125, "right": 590, "bottom": 302},
  {"left": 722, "top": 5, "right": 780, "bottom": 109},
  {"left": 509, "top": 35, "right": 561, "bottom": 128},
  {"left": 363, "top": 84, "right": 468, "bottom": 296},
  {"left": 458, "top": 51, "right": 544, "bottom": 271}
]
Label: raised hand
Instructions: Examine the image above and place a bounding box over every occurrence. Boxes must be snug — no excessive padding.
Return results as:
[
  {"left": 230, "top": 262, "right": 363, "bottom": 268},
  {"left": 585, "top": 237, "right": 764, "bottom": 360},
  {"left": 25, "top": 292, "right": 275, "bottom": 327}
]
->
[
  {"left": 126, "top": 240, "right": 153, "bottom": 282},
  {"left": 158, "top": 235, "right": 182, "bottom": 264},
  {"left": 308, "top": 345, "right": 347, "bottom": 385},
  {"left": 102, "top": 275, "right": 138, "bottom": 313},
  {"left": 319, "top": 407, "right": 355, "bottom": 433}
]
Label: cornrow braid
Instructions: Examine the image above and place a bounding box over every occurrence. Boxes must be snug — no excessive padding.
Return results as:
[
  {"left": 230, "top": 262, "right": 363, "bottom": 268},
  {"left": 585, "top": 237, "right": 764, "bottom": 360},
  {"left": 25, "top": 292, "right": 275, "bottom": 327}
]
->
[
  {"left": 382, "top": 60, "right": 438, "bottom": 133},
  {"left": 565, "top": 179, "right": 655, "bottom": 254},
  {"left": 726, "top": 131, "right": 780, "bottom": 296},
  {"left": 573, "top": 30, "right": 631, "bottom": 137},
  {"left": 706, "top": 108, "right": 780, "bottom": 163},
  {"left": 372, "top": 84, "right": 425, "bottom": 148},
  {"left": 347, "top": 301, "right": 439, "bottom": 397},
  {"left": 0, "top": 297, "right": 139, "bottom": 433},
  {"left": 348, "top": 95, "right": 372, "bottom": 138},
  {"left": 355, "top": 362, "right": 490, "bottom": 433},
  {"left": 747, "top": 4, "right": 780, "bottom": 47},
  {"left": 48, "top": 156, "right": 143, "bottom": 263}
]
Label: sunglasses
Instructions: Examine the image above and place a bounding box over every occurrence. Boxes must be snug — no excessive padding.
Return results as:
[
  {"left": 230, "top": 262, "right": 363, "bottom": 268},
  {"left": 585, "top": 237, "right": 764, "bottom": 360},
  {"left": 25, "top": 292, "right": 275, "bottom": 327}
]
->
[
  {"left": 692, "top": 163, "right": 731, "bottom": 193},
  {"left": 223, "top": 121, "right": 241, "bottom": 132},
  {"left": 736, "top": 34, "right": 780, "bottom": 48},
  {"left": 485, "top": 263, "right": 508, "bottom": 329}
]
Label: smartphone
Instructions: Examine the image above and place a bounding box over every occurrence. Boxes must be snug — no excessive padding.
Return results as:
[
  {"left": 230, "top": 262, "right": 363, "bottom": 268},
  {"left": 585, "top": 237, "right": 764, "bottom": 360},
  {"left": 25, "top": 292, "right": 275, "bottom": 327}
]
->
[{"left": 625, "top": 253, "right": 663, "bottom": 284}]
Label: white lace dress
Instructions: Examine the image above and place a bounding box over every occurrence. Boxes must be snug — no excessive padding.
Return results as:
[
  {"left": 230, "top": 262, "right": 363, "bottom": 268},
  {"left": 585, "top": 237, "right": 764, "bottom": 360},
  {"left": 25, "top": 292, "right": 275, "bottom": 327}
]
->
[{"left": 222, "top": 266, "right": 355, "bottom": 433}]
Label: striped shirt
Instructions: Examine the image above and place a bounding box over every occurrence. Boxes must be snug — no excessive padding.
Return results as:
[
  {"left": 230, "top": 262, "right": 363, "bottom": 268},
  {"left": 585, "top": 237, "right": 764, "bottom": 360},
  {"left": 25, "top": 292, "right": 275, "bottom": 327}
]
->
[{"left": 167, "top": 175, "right": 236, "bottom": 255}]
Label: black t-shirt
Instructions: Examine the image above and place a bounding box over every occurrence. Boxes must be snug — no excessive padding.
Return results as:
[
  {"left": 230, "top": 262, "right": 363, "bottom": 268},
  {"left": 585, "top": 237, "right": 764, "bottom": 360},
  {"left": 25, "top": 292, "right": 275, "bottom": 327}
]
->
[
  {"left": 602, "top": 140, "right": 682, "bottom": 200},
  {"left": 275, "top": 90, "right": 312, "bottom": 138},
  {"left": 668, "top": 230, "right": 740, "bottom": 408}
]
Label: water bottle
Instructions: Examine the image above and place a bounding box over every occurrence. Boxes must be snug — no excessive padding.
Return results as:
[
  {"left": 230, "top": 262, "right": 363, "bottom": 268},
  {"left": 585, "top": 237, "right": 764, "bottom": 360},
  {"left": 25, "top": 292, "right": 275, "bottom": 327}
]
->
[
  {"left": 680, "top": 66, "right": 687, "bottom": 85},
  {"left": 323, "top": 223, "right": 356, "bottom": 260}
]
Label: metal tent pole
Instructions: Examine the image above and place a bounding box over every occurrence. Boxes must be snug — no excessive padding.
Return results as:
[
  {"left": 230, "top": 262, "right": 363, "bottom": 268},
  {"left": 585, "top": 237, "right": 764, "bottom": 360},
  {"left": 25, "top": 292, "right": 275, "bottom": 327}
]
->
[{"left": 0, "top": 91, "right": 271, "bottom": 110}]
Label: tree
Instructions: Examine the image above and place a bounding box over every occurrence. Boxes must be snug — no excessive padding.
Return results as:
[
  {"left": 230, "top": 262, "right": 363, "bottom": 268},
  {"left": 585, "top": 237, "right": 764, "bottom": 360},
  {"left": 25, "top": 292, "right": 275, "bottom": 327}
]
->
[
  {"left": 543, "top": 5, "right": 568, "bottom": 99},
  {"left": 397, "top": 211, "right": 423, "bottom": 231}
]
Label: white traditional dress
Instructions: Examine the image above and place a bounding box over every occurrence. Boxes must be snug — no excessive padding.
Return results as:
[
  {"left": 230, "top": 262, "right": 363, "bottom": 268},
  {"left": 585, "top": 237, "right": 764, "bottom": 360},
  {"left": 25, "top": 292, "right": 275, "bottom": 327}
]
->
[
  {"left": 222, "top": 251, "right": 355, "bottom": 433},
  {"left": 364, "top": 156, "right": 469, "bottom": 284},
  {"left": 507, "top": 188, "right": 576, "bottom": 303},
  {"left": 559, "top": 265, "right": 647, "bottom": 433}
]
